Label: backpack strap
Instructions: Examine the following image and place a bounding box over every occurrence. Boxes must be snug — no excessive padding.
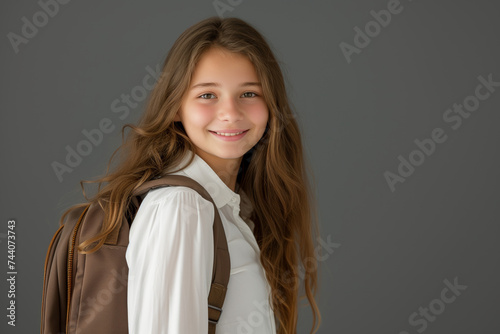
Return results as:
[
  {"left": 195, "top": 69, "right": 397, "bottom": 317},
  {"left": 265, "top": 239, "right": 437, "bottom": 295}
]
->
[{"left": 130, "top": 175, "right": 230, "bottom": 332}]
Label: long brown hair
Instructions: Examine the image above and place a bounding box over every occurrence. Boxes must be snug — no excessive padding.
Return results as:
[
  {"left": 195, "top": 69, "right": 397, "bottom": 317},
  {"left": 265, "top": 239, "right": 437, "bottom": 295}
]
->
[{"left": 64, "top": 16, "right": 322, "bottom": 334}]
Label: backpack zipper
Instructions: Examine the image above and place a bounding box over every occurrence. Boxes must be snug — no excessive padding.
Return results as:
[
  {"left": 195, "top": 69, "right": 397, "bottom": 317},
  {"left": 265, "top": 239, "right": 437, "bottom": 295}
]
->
[
  {"left": 40, "top": 223, "right": 64, "bottom": 333},
  {"left": 66, "top": 204, "right": 90, "bottom": 333}
]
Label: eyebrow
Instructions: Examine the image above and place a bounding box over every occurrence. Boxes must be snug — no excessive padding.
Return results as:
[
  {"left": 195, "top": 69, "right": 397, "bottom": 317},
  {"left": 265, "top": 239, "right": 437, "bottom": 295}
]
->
[{"left": 190, "top": 82, "right": 261, "bottom": 90}]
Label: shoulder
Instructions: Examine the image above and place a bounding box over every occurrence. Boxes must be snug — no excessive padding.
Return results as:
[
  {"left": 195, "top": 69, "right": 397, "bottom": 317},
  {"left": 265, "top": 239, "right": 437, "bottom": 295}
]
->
[
  {"left": 141, "top": 185, "right": 210, "bottom": 206},
  {"left": 129, "top": 185, "right": 215, "bottom": 240},
  {"left": 136, "top": 185, "right": 215, "bottom": 220},
  {"left": 127, "top": 185, "right": 216, "bottom": 271}
]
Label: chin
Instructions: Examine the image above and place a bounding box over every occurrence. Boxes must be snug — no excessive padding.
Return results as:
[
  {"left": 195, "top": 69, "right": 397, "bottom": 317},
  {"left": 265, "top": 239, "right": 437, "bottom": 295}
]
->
[{"left": 214, "top": 149, "right": 248, "bottom": 159}]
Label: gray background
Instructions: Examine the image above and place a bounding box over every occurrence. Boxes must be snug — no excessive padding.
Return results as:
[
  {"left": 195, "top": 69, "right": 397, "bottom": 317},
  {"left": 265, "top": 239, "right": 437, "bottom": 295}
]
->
[{"left": 1, "top": 0, "right": 499, "bottom": 333}]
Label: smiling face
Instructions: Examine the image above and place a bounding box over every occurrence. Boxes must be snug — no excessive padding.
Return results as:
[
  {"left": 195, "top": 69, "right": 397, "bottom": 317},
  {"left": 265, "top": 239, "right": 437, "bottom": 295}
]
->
[{"left": 175, "top": 47, "right": 269, "bottom": 175}]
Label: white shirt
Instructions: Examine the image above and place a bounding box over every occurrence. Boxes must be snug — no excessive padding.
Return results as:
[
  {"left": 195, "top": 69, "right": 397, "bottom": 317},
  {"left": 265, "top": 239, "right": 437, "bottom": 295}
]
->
[{"left": 126, "top": 150, "right": 277, "bottom": 333}]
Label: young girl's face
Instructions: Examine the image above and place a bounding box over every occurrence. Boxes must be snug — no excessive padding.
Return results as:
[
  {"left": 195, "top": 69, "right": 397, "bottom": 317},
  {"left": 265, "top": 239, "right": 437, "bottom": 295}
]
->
[{"left": 175, "top": 47, "right": 269, "bottom": 171}]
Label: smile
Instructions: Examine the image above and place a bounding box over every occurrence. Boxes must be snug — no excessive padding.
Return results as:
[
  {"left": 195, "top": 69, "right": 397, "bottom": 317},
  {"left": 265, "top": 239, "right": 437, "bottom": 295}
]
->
[
  {"left": 213, "top": 131, "right": 246, "bottom": 136},
  {"left": 209, "top": 130, "right": 249, "bottom": 141}
]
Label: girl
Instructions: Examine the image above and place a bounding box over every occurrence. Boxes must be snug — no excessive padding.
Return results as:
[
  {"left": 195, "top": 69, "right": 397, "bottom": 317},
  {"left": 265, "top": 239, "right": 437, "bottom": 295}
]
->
[{"left": 75, "top": 17, "right": 321, "bottom": 333}]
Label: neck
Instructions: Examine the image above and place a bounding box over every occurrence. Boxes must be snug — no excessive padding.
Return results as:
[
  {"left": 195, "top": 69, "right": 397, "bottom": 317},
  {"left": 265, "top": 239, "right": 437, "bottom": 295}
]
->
[{"left": 195, "top": 149, "right": 243, "bottom": 192}]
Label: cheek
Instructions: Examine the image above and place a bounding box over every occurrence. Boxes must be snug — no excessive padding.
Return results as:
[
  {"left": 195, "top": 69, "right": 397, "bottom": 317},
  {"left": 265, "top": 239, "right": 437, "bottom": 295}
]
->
[
  {"left": 183, "top": 103, "right": 214, "bottom": 128},
  {"left": 247, "top": 102, "right": 269, "bottom": 126}
]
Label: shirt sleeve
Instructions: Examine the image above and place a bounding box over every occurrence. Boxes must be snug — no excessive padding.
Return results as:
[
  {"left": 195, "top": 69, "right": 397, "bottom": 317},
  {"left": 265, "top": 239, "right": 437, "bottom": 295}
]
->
[{"left": 125, "top": 186, "right": 215, "bottom": 334}]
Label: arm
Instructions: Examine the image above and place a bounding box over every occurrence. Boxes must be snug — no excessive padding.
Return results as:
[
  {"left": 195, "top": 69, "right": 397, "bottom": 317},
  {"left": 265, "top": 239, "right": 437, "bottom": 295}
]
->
[{"left": 126, "top": 187, "right": 215, "bottom": 333}]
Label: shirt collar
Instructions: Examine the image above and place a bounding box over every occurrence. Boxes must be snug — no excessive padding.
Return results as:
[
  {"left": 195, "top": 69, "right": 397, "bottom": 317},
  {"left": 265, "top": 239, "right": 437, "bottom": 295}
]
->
[{"left": 164, "top": 150, "right": 253, "bottom": 216}]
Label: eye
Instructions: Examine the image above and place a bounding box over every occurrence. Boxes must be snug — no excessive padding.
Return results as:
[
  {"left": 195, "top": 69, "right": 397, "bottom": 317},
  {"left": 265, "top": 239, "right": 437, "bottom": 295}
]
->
[
  {"left": 242, "top": 92, "right": 258, "bottom": 98},
  {"left": 199, "top": 93, "right": 216, "bottom": 99}
]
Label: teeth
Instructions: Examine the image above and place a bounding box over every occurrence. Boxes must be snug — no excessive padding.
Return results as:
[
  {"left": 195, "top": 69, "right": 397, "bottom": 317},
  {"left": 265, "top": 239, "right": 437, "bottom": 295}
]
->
[{"left": 215, "top": 131, "right": 245, "bottom": 136}]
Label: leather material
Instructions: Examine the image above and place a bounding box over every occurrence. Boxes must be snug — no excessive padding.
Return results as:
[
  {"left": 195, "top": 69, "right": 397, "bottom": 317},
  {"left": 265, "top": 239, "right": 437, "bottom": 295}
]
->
[{"left": 41, "top": 175, "right": 230, "bottom": 333}]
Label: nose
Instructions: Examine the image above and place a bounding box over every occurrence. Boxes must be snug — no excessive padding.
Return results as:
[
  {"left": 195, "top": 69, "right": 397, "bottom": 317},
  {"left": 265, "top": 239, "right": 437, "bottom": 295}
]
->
[{"left": 217, "top": 96, "right": 243, "bottom": 122}]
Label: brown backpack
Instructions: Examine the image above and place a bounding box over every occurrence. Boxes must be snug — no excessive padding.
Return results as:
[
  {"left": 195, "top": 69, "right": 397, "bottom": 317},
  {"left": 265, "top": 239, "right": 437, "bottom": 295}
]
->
[{"left": 41, "top": 175, "right": 230, "bottom": 333}]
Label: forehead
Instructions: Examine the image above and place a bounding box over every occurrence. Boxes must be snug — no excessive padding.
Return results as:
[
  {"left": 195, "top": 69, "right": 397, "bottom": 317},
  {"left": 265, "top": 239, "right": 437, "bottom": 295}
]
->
[{"left": 191, "top": 47, "right": 259, "bottom": 83}]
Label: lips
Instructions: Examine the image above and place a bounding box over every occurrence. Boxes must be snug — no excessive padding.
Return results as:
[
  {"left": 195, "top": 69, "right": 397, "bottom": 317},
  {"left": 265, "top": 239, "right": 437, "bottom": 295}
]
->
[
  {"left": 209, "top": 130, "right": 249, "bottom": 136},
  {"left": 209, "top": 129, "right": 249, "bottom": 134},
  {"left": 209, "top": 129, "right": 249, "bottom": 141}
]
